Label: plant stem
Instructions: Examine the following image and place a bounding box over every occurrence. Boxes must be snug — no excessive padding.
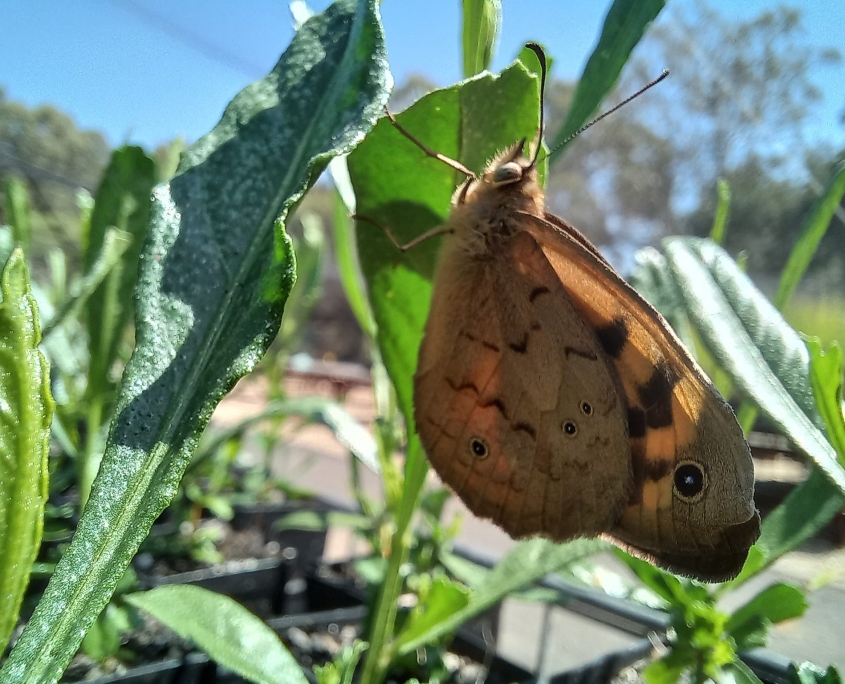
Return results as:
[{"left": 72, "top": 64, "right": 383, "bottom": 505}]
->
[
  {"left": 359, "top": 521, "right": 411, "bottom": 684},
  {"left": 79, "top": 397, "right": 104, "bottom": 512}
]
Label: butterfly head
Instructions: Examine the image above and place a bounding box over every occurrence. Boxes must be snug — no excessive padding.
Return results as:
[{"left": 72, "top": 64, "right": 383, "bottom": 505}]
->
[
  {"left": 454, "top": 140, "right": 544, "bottom": 228},
  {"left": 487, "top": 139, "right": 535, "bottom": 188}
]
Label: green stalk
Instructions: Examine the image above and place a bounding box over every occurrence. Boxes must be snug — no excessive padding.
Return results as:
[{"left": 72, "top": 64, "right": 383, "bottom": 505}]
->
[
  {"left": 360, "top": 520, "right": 412, "bottom": 684},
  {"left": 359, "top": 377, "right": 422, "bottom": 684},
  {"left": 79, "top": 396, "right": 104, "bottom": 511}
]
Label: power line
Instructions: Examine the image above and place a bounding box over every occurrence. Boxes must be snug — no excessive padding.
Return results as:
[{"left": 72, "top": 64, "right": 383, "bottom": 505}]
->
[
  {"left": 0, "top": 149, "right": 97, "bottom": 191},
  {"left": 104, "top": 0, "right": 266, "bottom": 79}
]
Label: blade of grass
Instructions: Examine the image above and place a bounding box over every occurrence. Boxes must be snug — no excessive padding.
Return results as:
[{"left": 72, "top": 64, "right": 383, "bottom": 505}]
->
[
  {"left": 461, "top": 0, "right": 501, "bottom": 77},
  {"left": 774, "top": 161, "right": 845, "bottom": 310},
  {"left": 41, "top": 228, "right": 132, "bottom": 340},
  {"left": 548, "top": 0, "right": 665, "bottom": 154}
]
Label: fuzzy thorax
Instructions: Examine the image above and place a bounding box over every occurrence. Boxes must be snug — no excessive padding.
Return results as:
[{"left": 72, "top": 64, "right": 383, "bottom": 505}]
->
[{"left": 446, "top": 143, "right": 545, "bottom": 258}]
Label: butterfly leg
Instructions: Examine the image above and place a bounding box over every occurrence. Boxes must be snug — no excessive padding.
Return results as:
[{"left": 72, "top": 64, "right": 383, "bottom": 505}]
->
[
  {"left": 383, "top": 106, "right": 475, "bottom": 179},
  {"left": 353, "top": 213, "right": 452, "bottom": 252}
]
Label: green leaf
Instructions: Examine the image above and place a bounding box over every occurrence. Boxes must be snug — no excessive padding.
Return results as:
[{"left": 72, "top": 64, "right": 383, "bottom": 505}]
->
[
  {"left": 461, "top": 0, "right": 501, "bottom": 77},
  {"left": 0, "top": 2, "right": 390, "bottom": 681},
  {"left": 663, "top": 239, "right": 845, "bottom": 495},
  {"left": 85, "top": 146, "right": 157, "bottom": 405},
  {"left": 807, "top": 339, "right": 845, "bottom": 464},
  {"left": 774, "top": 161, "right": 845, "bottom": 310},
  {"left": 789, "top": 662, "right": 844, "bottom": 684},
  {"left": 661, "top": 238, "right": 845, "bottom": 582},
  {"left": 614, "top": 551, "right": 682, "bottom": 605},
  {"left": 0, "top": 249, "right": 53, "bottom": 654},
  {"left": 280, "top": 212, "right": 325, "bottom": 351},
  {"left": 710, "top": 178, "right": 731, "bottom": 245},
  {"left": 41, "top": 228, "right": 132, "bottom": 340},
  {"left": 395, "top": 538, "right": 607, "bottom": 655},
  {"left": 719, "top": 660, "right": 766, "bottom": 684},
  {"left": 396, "top": 576, "right": 471, "bottom": 647},
  {"left": 644, "top": 651, "right": 690, "bottom": 684},
  {"left": 439, "top": 550, "right": 490, "bottom": 588},
  {"left": 313, "top": 640, "right": 368, "bottom": 684},
  {"left": 733, "top": 470, "right": 843, "bottom": 584},
  {"left": 275, "top": 509, "right": 372, "bottom": 532},
  {"left": 81, "top": 602, "right": 124, "bottom": 662},
  {"left": 127, "top": 585, "right": 306, "bottom": 684},
  {"left": 4, "top": 177, "right": 31, "bottom": 255},
  {"left": 331, "top": 183, "right": 376, "bottom": 340},
  {"left": 549, "top": 0, "right": 665, "bottom": 153},
  {"left": 726, "top": 583, "right": 807, "bottom": 648},
  {"left": 349, "top": 55, "right": 542, "bottom": 434},
  {"left": 0, "top": 226, "right": 13, "bottom": 270}
]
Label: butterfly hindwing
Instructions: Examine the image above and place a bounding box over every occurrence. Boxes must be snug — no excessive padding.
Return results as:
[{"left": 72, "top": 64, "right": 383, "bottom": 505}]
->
[{"left": 415, "top": 229, "right": 632, "bottom": 541}]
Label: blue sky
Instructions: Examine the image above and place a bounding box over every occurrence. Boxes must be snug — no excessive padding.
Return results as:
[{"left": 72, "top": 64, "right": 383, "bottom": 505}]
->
[{"left": 2, "top": 0, "right": 843, "bottom": 151}]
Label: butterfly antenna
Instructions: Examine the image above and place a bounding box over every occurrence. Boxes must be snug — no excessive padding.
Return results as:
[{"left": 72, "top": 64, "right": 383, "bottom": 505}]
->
[
  {"left": 524, "top": 42, "right": 547, "bottom": 168},
  {"left": 539, "top": 69, "right": 670, "bottom": 163}
]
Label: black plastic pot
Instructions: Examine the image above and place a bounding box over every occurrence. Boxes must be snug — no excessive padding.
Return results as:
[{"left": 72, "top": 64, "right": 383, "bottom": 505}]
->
[
  {"left": 75, "top": 560, "right": 531, "bottom": 684},
  {"left": 230, "top": 498, "right": 334, "bottom": 570},
  {"left": 454, "top": 545, "right": 798, "bottom": 684}
]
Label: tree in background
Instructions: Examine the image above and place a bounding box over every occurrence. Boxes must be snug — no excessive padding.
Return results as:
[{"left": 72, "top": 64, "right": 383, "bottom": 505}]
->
[
  {"left": 0, "top": 87, "right": 110, "bottom": 267},
  {"left": 544, "top": 79, "right": 676, "bottom": 267},
  {"left": 547, "top": 0, "right": 843, "bottom": 278},
  {"left": 632, "top": 1, "right": 841, "bottom": 209}
]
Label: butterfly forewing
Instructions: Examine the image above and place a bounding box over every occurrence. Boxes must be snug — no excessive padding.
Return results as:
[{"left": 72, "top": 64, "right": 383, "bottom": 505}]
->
[{"left": 523, "top": 212, "right": 760, "bottom": 580}]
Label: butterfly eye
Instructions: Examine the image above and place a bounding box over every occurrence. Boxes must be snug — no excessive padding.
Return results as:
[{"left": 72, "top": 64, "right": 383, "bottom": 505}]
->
[
  {"left": 673, "top": 462, "right": 706, "bottom": 500},
  {"left": 491, "top": 161, "right": 523, "bottom": 186},
  {"left": 580, "top": 401, "right": 593, "bottom": 416},
  {"left": 469, "top": 437, "right": 490, "bottom": 459},
  {"left": 563, "top": 421, "right": 578, "bottom": 437}
]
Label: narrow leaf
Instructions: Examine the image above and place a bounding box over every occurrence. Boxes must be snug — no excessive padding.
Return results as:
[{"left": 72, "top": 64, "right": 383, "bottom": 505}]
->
[
  {"left": 726, "top": 583, "right": 808, "bottom": 646},
  {"left": 0, "top": 3, "right": 389, "bottom": 680},
  {"left": 85, "top": 146, "right": 156, "bottom": 404},
  {"left": 789, "top": 662, "right": 844, "bottom": 684},
  {"left": 4, "top": 177, "right": 30, "bottom": 255},
  {"left": 198, "top": 397, "right": 378, "bottom": 473},
  {"left": 127, "top": 585, "right": 306, "bottom": 684},
  {"left": 664, "top": 238, "right": 845, "bottom": 496},
  {"left": 720, "top": 660, "right": 766, "bottom": 684},
  {"left": 275, "top": 509, "right": 371, "bottom": 532},
  {"left": 774, "top": 161, "right": 845, "bottom": 310},
  {"left": 710, "top": 178, "right": 731, "bottom": 245},
  {"left": 549, "top": 0, "right": 665, "bottom": 153},
  {"left": 41, "top": 228, "right": 132, "bottom": 340},
  {"left": 331, "top": 185, "right": 377, "bottom": 339},
  {"left": 0, "top": 249, "right": 53, "bottom": 652},
  {"left": 397, "top": 576, "right": 471, "bottom": 647},
  {"left": 733, "top": 470, "right": 843, "bottom": 583},
  {"left": 395, "top": 538, "right": 607, "bottom": 654},
  {"left": 461, "top": 0, "right": 502, "bottom": 77},
  {"left": 662, "top": 238, "right": 845, "bottom": 582},
  {"left": 807, "top": 339, "right": 845, "bottom": 463}
]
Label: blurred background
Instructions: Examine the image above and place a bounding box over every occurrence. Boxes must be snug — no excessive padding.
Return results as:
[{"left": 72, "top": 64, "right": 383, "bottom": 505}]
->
[
  {"left": 3, "top": 0, "right": 844, "bottom": 362},
  {"left": 3, "top": 2, "right": 845, "bottom": 677}
]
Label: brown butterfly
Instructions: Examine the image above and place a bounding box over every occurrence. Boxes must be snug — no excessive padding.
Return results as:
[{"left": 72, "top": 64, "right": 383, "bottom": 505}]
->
[{"left": 381, "top": 44, "right": 760, "bottom": 582}]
